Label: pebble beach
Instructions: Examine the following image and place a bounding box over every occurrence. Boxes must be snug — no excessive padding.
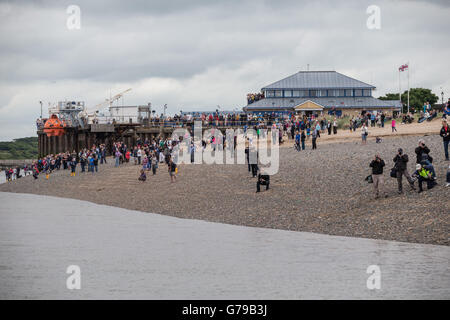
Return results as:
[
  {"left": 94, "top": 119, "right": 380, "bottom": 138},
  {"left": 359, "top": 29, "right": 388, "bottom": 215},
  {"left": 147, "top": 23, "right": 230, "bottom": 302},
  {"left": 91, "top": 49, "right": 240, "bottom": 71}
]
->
[{"left": 1, "top": 133, "right": 449, "bottom": 246}]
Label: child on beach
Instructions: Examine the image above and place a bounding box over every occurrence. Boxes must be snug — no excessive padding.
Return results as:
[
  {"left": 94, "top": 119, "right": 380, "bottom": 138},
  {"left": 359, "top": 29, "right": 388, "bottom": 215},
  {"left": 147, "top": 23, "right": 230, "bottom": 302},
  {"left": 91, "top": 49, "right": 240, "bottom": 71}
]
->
[
  {"left": 392, "top": 119, "right": 397, "bottom": 132},
  {"left": 138, "top": 169, "right": 147, "bottom": 182},
  {"left": 69, "top": 158, "right": 77, "bottom": 177}
]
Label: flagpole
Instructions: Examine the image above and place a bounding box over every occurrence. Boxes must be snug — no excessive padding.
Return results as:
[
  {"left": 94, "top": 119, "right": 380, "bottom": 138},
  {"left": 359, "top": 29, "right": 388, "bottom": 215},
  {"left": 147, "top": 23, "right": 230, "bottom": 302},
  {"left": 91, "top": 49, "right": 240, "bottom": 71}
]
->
[
  {"left": 399, "top": 67, "right": 402, "bottom": 113},
  {"left": 407, "top": 62, "right": 410, "bottom": 114}
]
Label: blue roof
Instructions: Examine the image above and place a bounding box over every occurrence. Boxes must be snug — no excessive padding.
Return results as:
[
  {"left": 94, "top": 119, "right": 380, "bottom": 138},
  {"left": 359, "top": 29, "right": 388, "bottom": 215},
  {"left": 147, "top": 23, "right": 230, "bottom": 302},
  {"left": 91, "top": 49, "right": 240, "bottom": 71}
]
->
[
  {"left": 262, "top": 71, "right": 375, "bottom": 90},
  {"left": 244, "top": 97, "right": 401, "bottom": 110}
]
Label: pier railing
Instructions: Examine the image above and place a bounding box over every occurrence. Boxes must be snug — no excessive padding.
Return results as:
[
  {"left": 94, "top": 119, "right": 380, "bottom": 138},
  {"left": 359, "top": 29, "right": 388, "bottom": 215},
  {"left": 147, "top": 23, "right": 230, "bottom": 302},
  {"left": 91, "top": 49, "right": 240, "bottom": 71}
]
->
[
  {"left": 143, "top": 120, "right": 281, "bottom": 128},
  {"left": 0, "top": 159, "right": 35, "bottom": 169}
]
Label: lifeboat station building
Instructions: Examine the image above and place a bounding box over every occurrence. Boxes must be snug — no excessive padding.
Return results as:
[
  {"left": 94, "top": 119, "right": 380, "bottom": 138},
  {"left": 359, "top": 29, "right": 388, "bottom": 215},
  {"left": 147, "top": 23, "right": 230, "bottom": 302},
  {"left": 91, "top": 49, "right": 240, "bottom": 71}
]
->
[{"left": 243, "top": 71, "right": 401, "bottom": 117}]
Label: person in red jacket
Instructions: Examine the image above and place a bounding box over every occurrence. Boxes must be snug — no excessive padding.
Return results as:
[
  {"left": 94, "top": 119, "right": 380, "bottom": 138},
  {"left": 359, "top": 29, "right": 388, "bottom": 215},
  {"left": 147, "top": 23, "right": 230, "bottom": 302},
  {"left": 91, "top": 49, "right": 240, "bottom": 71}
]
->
[{"left": 439, "top": 120, "right": 450, "bottom": 161}]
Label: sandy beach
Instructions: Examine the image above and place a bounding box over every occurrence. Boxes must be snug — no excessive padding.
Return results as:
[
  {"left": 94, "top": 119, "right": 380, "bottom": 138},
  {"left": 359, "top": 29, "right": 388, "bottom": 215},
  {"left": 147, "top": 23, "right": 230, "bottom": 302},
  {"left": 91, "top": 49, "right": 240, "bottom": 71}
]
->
[{"left": 1, "top": 121, "right": 449, "bottom": 246}]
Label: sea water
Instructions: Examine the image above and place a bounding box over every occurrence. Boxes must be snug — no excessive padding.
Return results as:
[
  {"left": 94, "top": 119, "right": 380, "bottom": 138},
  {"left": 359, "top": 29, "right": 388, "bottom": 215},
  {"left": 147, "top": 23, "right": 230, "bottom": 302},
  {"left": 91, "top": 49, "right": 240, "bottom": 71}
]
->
[{"left": 0, "top": 192, "right": 448, "bottom": 299}]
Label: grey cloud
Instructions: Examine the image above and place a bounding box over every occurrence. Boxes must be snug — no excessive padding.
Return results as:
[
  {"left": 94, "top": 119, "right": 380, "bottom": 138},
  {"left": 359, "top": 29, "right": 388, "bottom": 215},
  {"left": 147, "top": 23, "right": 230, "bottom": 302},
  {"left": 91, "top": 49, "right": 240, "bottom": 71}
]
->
[{"left": 0, "top": 0, "right": 449, "bottom": 140}]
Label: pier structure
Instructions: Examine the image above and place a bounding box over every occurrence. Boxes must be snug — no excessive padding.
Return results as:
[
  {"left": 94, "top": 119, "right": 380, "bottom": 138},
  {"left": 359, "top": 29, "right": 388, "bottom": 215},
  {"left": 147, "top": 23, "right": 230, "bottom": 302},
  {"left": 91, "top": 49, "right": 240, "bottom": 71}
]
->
[{"left": 37, "top": 120, "right": 253, "bottom": 157}]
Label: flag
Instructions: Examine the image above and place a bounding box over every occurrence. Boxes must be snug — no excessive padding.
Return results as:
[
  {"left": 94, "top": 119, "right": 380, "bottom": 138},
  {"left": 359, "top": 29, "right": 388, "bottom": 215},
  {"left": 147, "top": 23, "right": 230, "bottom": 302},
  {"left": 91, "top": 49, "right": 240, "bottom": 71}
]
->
[{"left": 399, "top": 64, "right": 409, "bottom": 72}]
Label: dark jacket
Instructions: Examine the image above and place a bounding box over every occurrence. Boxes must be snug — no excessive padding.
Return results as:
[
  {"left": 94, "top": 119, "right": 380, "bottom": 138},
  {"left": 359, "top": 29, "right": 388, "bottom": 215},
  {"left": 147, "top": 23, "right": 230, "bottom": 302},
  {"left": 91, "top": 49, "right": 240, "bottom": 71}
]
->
[
  {"left": 258, "top": 173, "right": 270, "bottom": 185},
  {"left": 393, "top": 154, "right": 409, "bottom": 171},
  {"left": 415, "top": 145, "right": 430, "bottom": 164},
  {"left": 370, "top": 159, "right": 385, "bottom": 175},
  {"left": 440, "top": 126, "right": 450, "bottom": 142}
]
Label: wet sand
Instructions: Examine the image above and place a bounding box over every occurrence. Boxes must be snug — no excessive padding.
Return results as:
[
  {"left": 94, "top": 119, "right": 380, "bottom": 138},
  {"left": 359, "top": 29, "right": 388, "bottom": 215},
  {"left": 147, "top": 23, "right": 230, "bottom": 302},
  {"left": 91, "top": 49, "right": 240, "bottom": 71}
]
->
[{"left": 0, "top": 133, "right": 449, "bottom": 246}]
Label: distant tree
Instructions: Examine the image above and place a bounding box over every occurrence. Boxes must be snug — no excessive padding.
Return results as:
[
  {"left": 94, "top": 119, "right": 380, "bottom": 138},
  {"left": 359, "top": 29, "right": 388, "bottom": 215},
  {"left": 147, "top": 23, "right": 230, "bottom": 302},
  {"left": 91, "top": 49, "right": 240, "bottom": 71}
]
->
[
  {"left": 378, "top": 93, "right": 400, "bottom": 101},
  {"left": 378, "top": 88, "right": 438, "bottom": 112},
  {"left": 0, "top": 137, "right": 38, "bottom": 160}
]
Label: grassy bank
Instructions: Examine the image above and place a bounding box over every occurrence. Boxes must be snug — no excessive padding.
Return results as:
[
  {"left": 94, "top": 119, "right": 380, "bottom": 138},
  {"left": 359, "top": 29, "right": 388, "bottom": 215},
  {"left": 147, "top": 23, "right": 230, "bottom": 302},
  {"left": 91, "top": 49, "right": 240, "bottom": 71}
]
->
[{"left": 0, "top": 137, "right": 38, "bottom": 160}]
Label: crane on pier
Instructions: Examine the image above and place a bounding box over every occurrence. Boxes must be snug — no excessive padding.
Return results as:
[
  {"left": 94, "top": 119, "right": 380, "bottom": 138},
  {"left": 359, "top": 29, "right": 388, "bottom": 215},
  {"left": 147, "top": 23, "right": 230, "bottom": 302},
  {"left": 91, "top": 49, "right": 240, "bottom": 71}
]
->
[{"left": 82, "top": 88, "right": 132, "bottom": 123}]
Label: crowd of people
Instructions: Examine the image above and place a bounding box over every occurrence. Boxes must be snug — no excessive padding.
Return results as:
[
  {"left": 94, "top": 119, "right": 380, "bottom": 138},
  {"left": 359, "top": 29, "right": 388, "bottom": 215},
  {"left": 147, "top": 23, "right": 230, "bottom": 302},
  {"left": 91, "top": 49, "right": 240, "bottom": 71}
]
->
[
  {"left": 368, "top": 121, "right": 450, "bottom": 199},
  {"left": 6, "top": 103, "right": 450, "bottom": 200},
  {"left": 111, "top": 139, "right": 179, "bottom": 183},
  {"left": 247, "top": 92, "right": 265, "bottom": 105},
  {"left": 1, "top": 145, "right": 108, "bottom": 182}
]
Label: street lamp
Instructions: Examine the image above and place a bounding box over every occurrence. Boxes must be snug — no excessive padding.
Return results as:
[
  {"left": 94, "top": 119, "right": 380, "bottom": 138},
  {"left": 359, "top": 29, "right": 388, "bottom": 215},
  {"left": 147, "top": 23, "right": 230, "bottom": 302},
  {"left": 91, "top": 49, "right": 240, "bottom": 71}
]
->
[
  {"left": 163, "top": 104, "right": 167, "bottom": 118},
  {"left": 441, "top": 87, "right": 444, "bottom": 105}
]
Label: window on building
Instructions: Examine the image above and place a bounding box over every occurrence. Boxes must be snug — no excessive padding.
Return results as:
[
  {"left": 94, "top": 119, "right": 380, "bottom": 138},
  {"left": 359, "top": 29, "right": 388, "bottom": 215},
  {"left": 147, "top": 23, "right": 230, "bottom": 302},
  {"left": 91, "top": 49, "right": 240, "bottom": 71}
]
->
[
  {"left": 284, "top": 90, "right": 292, "bottom": 97},
  {"left": 338, "top": 89, "right": 345, "bottom": 97},
  {"left": 354, "top": 89, "right": 362, "bottom": 97},
  {"left": 275, "top": 90, "right": 283, "bottom": 97},
  {"left": 292, "top": 90, "right": 300, "bottom": 97},
  {"left": 266, "top": 90, "right": 275, "bottom": 98},
  {"left": 363, "top": 89, "right": 371, "bottom": 97},
  {"left": 345, "top": 89, "right": 353, "bottom": 97},
  {"left": 319, "top": 90, "right": 327, "bottom": 97},
  {"left": 310, "top": 90, "right": 318, "bottom": 97},
  {"left": 328, "top": 89, "right": 337, "bottom": 97},
  {"left": 301, "top": 90, "right": 309, "bottom": 97}
]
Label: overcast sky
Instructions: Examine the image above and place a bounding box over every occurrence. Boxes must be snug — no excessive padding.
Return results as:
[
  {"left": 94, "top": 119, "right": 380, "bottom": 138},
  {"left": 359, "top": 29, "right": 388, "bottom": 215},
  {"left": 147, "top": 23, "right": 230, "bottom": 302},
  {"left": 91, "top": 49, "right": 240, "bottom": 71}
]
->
[{"left": 0, "top": 0, "right": 449, "bottom": 140}]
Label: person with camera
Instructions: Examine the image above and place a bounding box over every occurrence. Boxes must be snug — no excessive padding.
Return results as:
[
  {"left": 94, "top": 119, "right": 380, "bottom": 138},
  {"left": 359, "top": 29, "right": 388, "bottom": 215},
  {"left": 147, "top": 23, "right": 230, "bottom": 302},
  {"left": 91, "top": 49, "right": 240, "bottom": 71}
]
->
[
  {"left": 412, "top": 163, "right": 437, "bottom": 193},
  {"left": 393, "top": 148, "right": 416, "bottom": 194},
  {"left": 256, "top": 169, "right": 270, "bottom": 193},
  {"left": 369, "top": 154, "right": 386, "bottom": 199},
  {"left": 415, "top": 139, "right": 431, "bottom": 164}
]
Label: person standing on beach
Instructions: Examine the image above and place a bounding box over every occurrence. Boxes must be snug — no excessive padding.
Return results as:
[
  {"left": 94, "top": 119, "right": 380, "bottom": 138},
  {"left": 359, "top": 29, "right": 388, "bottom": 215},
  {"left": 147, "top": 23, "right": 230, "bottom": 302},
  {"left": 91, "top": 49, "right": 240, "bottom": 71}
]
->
[
  {"left": 370, "top": 154, "right": 386, "bottom": 199},
  {"left": 332, "top": 118, "right": 338, "bottom": 135},
  {"left": 100, "top": 145, "right": 107, "bottom": 164},
  {"left": 361, "top": 123, "right": 368, "bottom": 145},
  {"left": 300, "top": 130, "right": 306, "bottom": 150},
  {"left": 88, "top": 155, "right": 94, "bottom": 174},
  {"left": 311, "top": 128, "right": 317, "bottom": 150},
  {"left": 137, "top": 147, "right": 142, "bottom": 165},
  {"left": 69, "top": 157, "right": 77, "bottom": 177},
  {"left": 168, "top": 158, "right": 177, "bottom": 183},
  {"left": 151, "top": 153, "right": 158, "bottom": 175},
  {"left": 391, "top": 118, "right": 397, "bottom": 132},
  {"left": 249, "top": 147, "right": 259, "bottom": 177},
  {"left": 294, "top": 131, "right": 301, "bottom": 151},
  {"left": 439, "top": 120, "right": 450, "bottom": 161},
  {"left": 115, "top": 149, "right": 121, "bottom": 167},
  {"left": 80, "top": 154, "right": 86, "bottom": 172},
  {"left": 393, "top": 148, "right": 416, "bottom": 194},
  {"left": 315, "top": 122, "right": 321, "bottom": 138},
  {"left": 415, "top": 139, "right": 431, "bottom": 164},
  {"left": 93, "top": 154, "right": 99, "bottom": 172},
  {"left": 327, "top": 121, "right": 332, "bottom": 135},
  {"left": 32, "top": 163, "right": 39, "bottom": 179}
]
